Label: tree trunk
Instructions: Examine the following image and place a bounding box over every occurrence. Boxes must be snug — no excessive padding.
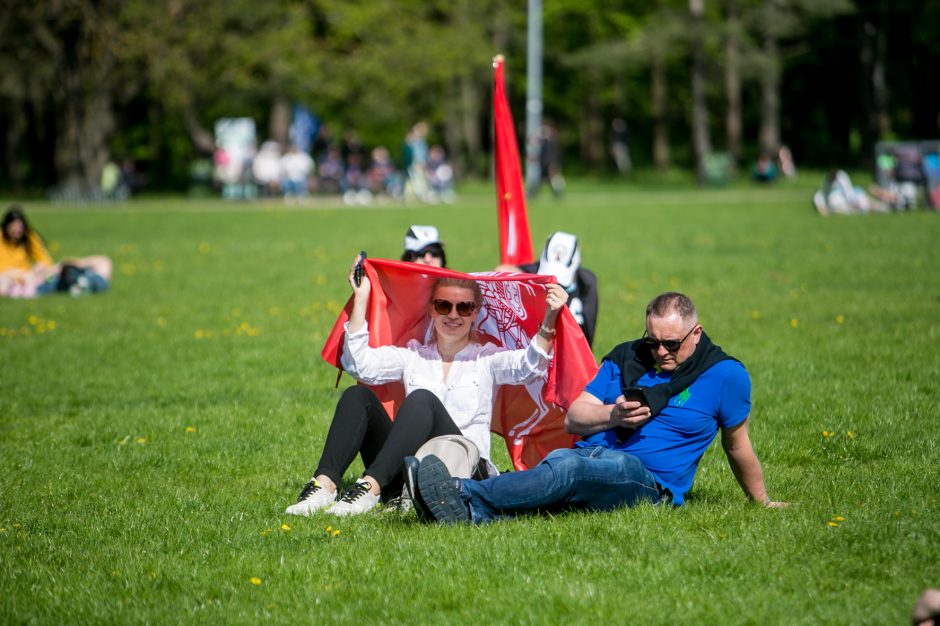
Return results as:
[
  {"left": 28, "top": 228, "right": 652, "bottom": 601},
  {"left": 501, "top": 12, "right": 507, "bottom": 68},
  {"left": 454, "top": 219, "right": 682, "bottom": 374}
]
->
[
  {"left": 651, "top": 47, "right": 670, "bottom": 172},
  {"left": 758, "top": 0, "right": 781, "bottom": 157},
  {"left": 724, "top": 0, "right": 743, "bottom": 166},
  {"left": 579, "top": 69, "right": 604, "bottom": 168},
  {"left": 55, "top": 65, "right": 115, "bottom": 194},
  {"left": 4, "top": 103, "right": 26, "bottom": 191},
  {"left": 690, "top": 0, "right": 712, "bottom": 185},
  {"left": 860, "top": 6, "right": 890, "bottom": 157},
  {"left": 183, "top": 106, "right": 216, "bottom": 155},
  {"left": 269, "top": 95, "right": 291, "bottom": 146},
  {"left": 459, "top": 73, "right": 483, "bottom": 178}
]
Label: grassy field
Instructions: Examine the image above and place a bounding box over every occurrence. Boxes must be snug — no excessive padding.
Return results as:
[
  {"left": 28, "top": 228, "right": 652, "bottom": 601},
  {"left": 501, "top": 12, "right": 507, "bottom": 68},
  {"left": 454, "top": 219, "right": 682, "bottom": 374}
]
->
[{"left": 2, "top": 181, "right": 938, "bottom": 624}]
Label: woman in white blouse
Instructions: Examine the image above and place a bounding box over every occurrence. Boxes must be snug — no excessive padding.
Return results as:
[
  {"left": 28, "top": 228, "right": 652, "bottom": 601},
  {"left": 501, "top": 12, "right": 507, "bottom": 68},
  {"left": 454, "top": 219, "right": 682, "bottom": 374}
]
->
[{"left": 286, "top": 253, "right": 568, "bottom": 517}]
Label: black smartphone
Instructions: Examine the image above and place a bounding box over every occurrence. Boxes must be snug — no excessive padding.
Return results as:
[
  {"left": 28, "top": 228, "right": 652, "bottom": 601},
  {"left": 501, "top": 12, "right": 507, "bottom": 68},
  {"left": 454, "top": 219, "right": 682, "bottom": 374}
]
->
[
  {"left": 354, "top": 251, "right": 367, "bottom": 286},
  {"left": 623, "top": 387, "right": 647, "bottom": 403}
]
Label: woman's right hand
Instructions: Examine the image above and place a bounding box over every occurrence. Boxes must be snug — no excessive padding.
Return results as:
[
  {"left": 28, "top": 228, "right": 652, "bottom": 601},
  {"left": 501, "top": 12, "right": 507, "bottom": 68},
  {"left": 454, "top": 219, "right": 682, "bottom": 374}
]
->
[
  {"left": 346, "top": 252, "right": 371, "bottom": 333},
  {"left": 348, "top": 252, "right": 371, "bottom": 300}
]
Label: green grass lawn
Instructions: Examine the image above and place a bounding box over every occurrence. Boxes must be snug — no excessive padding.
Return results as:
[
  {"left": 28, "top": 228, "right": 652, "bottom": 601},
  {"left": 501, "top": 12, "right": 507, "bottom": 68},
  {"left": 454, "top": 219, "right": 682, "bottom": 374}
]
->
[{"left": 2, "top": 182, "right": 939, "bottom": 624}]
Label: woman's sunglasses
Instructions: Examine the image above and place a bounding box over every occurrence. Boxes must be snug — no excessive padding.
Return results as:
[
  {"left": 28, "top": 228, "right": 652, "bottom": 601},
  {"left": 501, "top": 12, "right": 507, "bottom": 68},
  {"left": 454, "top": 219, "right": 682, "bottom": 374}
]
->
[
  {"left": 432, "top": 299, "right": 476, "bottom": 317},
  {"left": 642, "top": 325, "right": 698, "bottom": 352}
]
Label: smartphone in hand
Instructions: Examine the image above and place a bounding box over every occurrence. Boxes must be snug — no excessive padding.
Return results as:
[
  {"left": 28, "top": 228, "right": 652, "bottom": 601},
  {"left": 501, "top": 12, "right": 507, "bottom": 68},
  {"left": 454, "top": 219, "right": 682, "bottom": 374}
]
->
[
  {"left": 354, "top": 251, "right": 367, "bottom": 286},
  {"left": 623, "top": 387, "right": 647, "bottom": 404}
]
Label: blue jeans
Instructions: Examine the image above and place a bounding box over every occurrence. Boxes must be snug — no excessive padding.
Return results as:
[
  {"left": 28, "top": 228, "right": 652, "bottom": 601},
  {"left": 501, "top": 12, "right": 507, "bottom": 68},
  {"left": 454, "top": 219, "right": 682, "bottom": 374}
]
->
[{"left": 460, "top": 447, "right": 662, "bottom": 524}]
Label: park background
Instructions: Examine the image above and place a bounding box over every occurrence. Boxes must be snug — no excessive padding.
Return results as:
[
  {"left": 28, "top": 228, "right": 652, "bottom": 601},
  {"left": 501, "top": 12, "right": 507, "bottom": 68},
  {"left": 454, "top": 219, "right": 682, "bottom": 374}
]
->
[
  {"left": 1, "top": 0, "right": 939, "bottom": 194},
  {"left": 2, "top": 1, "right": 940, "bottom": 624}
]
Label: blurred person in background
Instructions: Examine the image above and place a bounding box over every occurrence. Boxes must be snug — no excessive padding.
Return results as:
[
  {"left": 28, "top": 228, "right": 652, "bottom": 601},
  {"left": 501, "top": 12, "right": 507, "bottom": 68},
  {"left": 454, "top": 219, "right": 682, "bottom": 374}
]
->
[
  {"left": 496, "top": 232, "right": 597, "bottom": 346},
  {"left": 401, "top": 225, "right": 446, "bottom": 268},
  {"left": 0, "top": 205, "right": 111, "bottom": 298}
]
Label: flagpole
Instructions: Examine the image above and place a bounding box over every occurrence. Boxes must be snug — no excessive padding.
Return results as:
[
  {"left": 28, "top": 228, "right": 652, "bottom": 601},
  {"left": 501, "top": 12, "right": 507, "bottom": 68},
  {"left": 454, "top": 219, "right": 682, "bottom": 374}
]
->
[{"left": 525, "top": 0, "right": 543, "bottom": 195}]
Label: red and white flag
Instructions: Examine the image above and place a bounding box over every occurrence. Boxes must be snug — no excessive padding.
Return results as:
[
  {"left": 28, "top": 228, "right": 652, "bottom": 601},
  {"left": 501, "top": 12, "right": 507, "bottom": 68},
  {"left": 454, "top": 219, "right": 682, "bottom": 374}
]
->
[
  {"left": 321, "top": 259, "right": 598, "bottom": 470},
  {"left": 493, "top": 55, "right": 535, "bottom": 266}
]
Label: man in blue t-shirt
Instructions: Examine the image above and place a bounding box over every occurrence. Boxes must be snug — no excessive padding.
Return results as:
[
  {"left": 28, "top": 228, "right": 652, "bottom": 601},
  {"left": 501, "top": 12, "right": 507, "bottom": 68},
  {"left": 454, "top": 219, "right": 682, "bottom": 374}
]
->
[{"left": 410, "top": 291, "right": 787, "bottom": 524}]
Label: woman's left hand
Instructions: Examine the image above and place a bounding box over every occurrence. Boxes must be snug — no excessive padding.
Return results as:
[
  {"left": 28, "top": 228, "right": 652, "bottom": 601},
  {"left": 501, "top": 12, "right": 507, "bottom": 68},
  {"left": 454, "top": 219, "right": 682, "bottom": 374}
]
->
[{"left": 544, "top": 283, "right": 568, "bottom": 315}]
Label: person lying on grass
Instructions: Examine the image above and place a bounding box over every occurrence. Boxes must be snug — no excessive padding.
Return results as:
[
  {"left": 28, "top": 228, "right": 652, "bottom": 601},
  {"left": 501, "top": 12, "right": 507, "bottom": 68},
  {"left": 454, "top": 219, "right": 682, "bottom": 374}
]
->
[
  {"left": 285, "top": 252, "right": 569, "bottom": 517},
  {"left": 407, "top": 291, "right": 788, "bottom": 524},
  {"left": 0, "top": 205, "right": 112, "bottom": 298}
]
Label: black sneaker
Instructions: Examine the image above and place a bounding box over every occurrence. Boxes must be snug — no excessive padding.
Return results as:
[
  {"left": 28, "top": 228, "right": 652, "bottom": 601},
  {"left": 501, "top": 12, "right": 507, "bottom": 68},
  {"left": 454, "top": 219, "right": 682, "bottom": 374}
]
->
[
  {"left": 416, "top": 454, "right": 470, "bottom": 524},
  {"left": 402, "top": 456, "right": 433, "bottom": 522}
]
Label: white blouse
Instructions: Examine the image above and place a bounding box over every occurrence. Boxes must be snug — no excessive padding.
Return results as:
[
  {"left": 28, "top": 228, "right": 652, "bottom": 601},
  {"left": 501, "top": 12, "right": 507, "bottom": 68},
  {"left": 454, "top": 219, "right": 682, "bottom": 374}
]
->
[{"left": 341, "top": 322, "right": 551, "bottom": 463}]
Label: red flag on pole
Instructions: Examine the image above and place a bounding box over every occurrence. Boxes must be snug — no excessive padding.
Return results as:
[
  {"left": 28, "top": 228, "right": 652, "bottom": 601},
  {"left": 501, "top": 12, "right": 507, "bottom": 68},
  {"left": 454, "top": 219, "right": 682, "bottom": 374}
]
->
[
  {"left": 493, "top": 55, "right": 535, "bottom": 266},
  {"left": 321, "top": 259, "right": 598, "bottom": 470}
]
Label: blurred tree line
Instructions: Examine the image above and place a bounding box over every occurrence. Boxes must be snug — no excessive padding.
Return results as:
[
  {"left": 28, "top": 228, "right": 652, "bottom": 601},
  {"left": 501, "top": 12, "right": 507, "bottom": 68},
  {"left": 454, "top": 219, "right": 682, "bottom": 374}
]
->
[{"left": 1, "top": 0, "right": 937, "bottom": 193}]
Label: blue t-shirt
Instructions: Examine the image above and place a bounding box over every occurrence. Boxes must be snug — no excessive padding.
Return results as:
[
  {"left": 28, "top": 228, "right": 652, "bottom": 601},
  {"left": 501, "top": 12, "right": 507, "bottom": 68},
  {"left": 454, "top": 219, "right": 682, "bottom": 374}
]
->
[{"left": 575, "top": 358, "right": 751, "bottom": 505}]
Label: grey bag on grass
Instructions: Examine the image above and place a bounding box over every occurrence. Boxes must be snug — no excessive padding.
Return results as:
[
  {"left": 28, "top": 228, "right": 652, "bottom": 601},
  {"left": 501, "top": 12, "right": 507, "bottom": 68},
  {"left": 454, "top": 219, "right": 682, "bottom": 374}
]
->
[{"left": 414, "top": 435, "right": 482, "bottom": 479}]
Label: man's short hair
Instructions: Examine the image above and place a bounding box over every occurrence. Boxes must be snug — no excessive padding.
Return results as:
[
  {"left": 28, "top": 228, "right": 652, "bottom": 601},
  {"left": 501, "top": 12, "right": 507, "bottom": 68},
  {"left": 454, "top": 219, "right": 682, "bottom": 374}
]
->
[{"left": 646, "top": 292, "right": 698, "bottom": 325}]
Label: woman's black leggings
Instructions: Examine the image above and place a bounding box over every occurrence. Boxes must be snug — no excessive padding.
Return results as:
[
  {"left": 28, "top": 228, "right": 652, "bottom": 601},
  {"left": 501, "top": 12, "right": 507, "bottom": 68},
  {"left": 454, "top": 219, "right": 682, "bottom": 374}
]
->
[{"left": 314, "top": 385, "right": 462, "bottom": 498}]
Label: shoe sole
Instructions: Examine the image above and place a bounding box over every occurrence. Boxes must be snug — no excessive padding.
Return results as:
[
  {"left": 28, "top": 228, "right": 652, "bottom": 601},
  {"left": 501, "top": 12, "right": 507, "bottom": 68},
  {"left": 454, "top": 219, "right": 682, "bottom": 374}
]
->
[
  {"left": 416, "top": 455, "right": 469, "bottom": 524},
  {"left": 403, "top": 457, "right": 434, "bottom": 522}
]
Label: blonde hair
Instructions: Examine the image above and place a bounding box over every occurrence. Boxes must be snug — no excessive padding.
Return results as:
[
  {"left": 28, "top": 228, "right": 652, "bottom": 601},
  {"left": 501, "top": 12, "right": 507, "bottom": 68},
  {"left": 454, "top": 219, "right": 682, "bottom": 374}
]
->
[{"left": 430, "top": 277, "right": 483, "bottom": 308}]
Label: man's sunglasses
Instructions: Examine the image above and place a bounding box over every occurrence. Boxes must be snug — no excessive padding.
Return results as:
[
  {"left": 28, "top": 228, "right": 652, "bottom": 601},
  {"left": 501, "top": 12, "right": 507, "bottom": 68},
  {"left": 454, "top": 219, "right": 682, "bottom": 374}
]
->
[
  {"left": 432, "top": 299, "right": 476, "bottom": 317},
  {"left": 642, "top": 325, "right": 698, "bottom": 352}
]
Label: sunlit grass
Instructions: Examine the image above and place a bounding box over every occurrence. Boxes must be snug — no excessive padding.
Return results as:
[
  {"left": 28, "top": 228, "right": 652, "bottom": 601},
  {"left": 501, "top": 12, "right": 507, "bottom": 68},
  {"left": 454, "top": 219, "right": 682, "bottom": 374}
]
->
[{"left": 1, "top": 184, "right": 939, "bottom": 624}]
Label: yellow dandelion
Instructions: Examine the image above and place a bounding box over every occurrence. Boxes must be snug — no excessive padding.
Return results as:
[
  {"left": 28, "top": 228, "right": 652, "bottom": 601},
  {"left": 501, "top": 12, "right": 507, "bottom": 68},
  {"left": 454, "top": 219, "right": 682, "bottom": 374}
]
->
[
  {"left": 185, "top": 426, "right": 196, "bottom": 433},
  {"left": 12, "top": 523, "right": 20, "bottom": 529},
  {"left": 751, "top": 310, "right": 761, "bottom": 320},
  {"left": 280, "top": 524, "right": 291, "bottom": 531},
  {"left": 835, "top": 314, "right": 845, "bottom": 324},
  {"left": 36, "top": 325, "right": 46, "bottom": 334},
  {"left": 47, "top": 320, "right": 56, "bottom": 330},
  {"left": 833, "top": 516, "right": 845, "bottom": 522},
  {"left": 790, "top": 318, "right": 799, "bottom": 328},
  {"left": 332, "top": 530, "right": 341, "bottom": 537},
  {"left": 827, "top": 521, "right": 839, "bottom": 527},
  {"left": 28, "top": 315, "right": 38, "bottom": 325},
  {"left": 846, "top": 431, "right": 856, "bottom": 439},
  {"left": 250, "top": 577, "right": 262, "bottom": 586},
  {"left": 0, "top": 528, "right": 6, "bottom": 533},
  {"left": 895, "top": 511, "right": 901, "bottom": 517},
  {"left": 324, "top": 526, "right": 332, "bottom": 533},
  {"left": 194, "top": 329, "right": 205, "bottom": 339},
  {"left": 822, "top": 431, "right": 833, "bottom": 438},
  {"left": 199, "top": 242, "right": 210, "bottom": 254},
  {"left": 136, "top": 437, "right": 146, "bottom": 444}
]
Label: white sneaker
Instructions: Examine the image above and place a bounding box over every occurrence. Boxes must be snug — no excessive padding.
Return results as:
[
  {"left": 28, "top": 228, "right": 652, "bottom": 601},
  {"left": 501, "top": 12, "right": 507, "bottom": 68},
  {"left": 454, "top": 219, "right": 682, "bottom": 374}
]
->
[
  {"left": 327, "top": 480, "right": 380, "bottom": 516},
  {"left": 285, "top": 479, "right": 336, "bottom": 516}
]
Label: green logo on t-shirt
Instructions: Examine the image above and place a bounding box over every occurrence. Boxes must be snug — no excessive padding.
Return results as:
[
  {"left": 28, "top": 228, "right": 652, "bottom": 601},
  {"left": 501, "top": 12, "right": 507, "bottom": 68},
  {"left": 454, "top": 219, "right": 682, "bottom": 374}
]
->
[{"left": 674, "top": 388, "right": 692, "bottom": 407}]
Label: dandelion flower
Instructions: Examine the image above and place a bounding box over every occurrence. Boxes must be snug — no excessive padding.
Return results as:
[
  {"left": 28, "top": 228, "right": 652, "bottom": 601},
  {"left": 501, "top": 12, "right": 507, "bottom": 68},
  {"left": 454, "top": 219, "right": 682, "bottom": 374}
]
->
[
  {"left": 846, "top": 431, "right": 856, "bottom": 439},
  {"left": 250, "top": 577, "right": 262, "bottom": 586},
  {"left": 47, "top": 320, "right": 56, "bottom": 330},
  {"left": 827, "top": 521, "right": 838, "bottom": 527},
  {"left": 136, "top": 437, "right": 146, "bottom": 444},
  {"left": 751, "top": 310, "right": 761, "bottom": 320},
  {"left": 199, "top": 242, "right": 210, "bottom": 255},
  {"left": 833, "top": 516, "right": 845, "bottom": 522},
  {"left": 822, "top": 431, "right": 833, "bottom": 438},
  {"left": 790, "top": 318, "right": 799, "bottom": 328},
  {"left": 28, "top": 315, "right": 38, "bottom": 325},
  {"left": 324, "top": 526, "right": 332, "bottom": 533},
  {"left": 836, "top": 314, "right": 845, "bottom": 325},
  {"left": 332, "top": 530, "right": 341, "bottom": 537},
  {"left": 185, "top": 426, "right": 196, "bottom": 433},
  {"left": 280, "top": 524, "right": 290, "bottom": 531}
]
